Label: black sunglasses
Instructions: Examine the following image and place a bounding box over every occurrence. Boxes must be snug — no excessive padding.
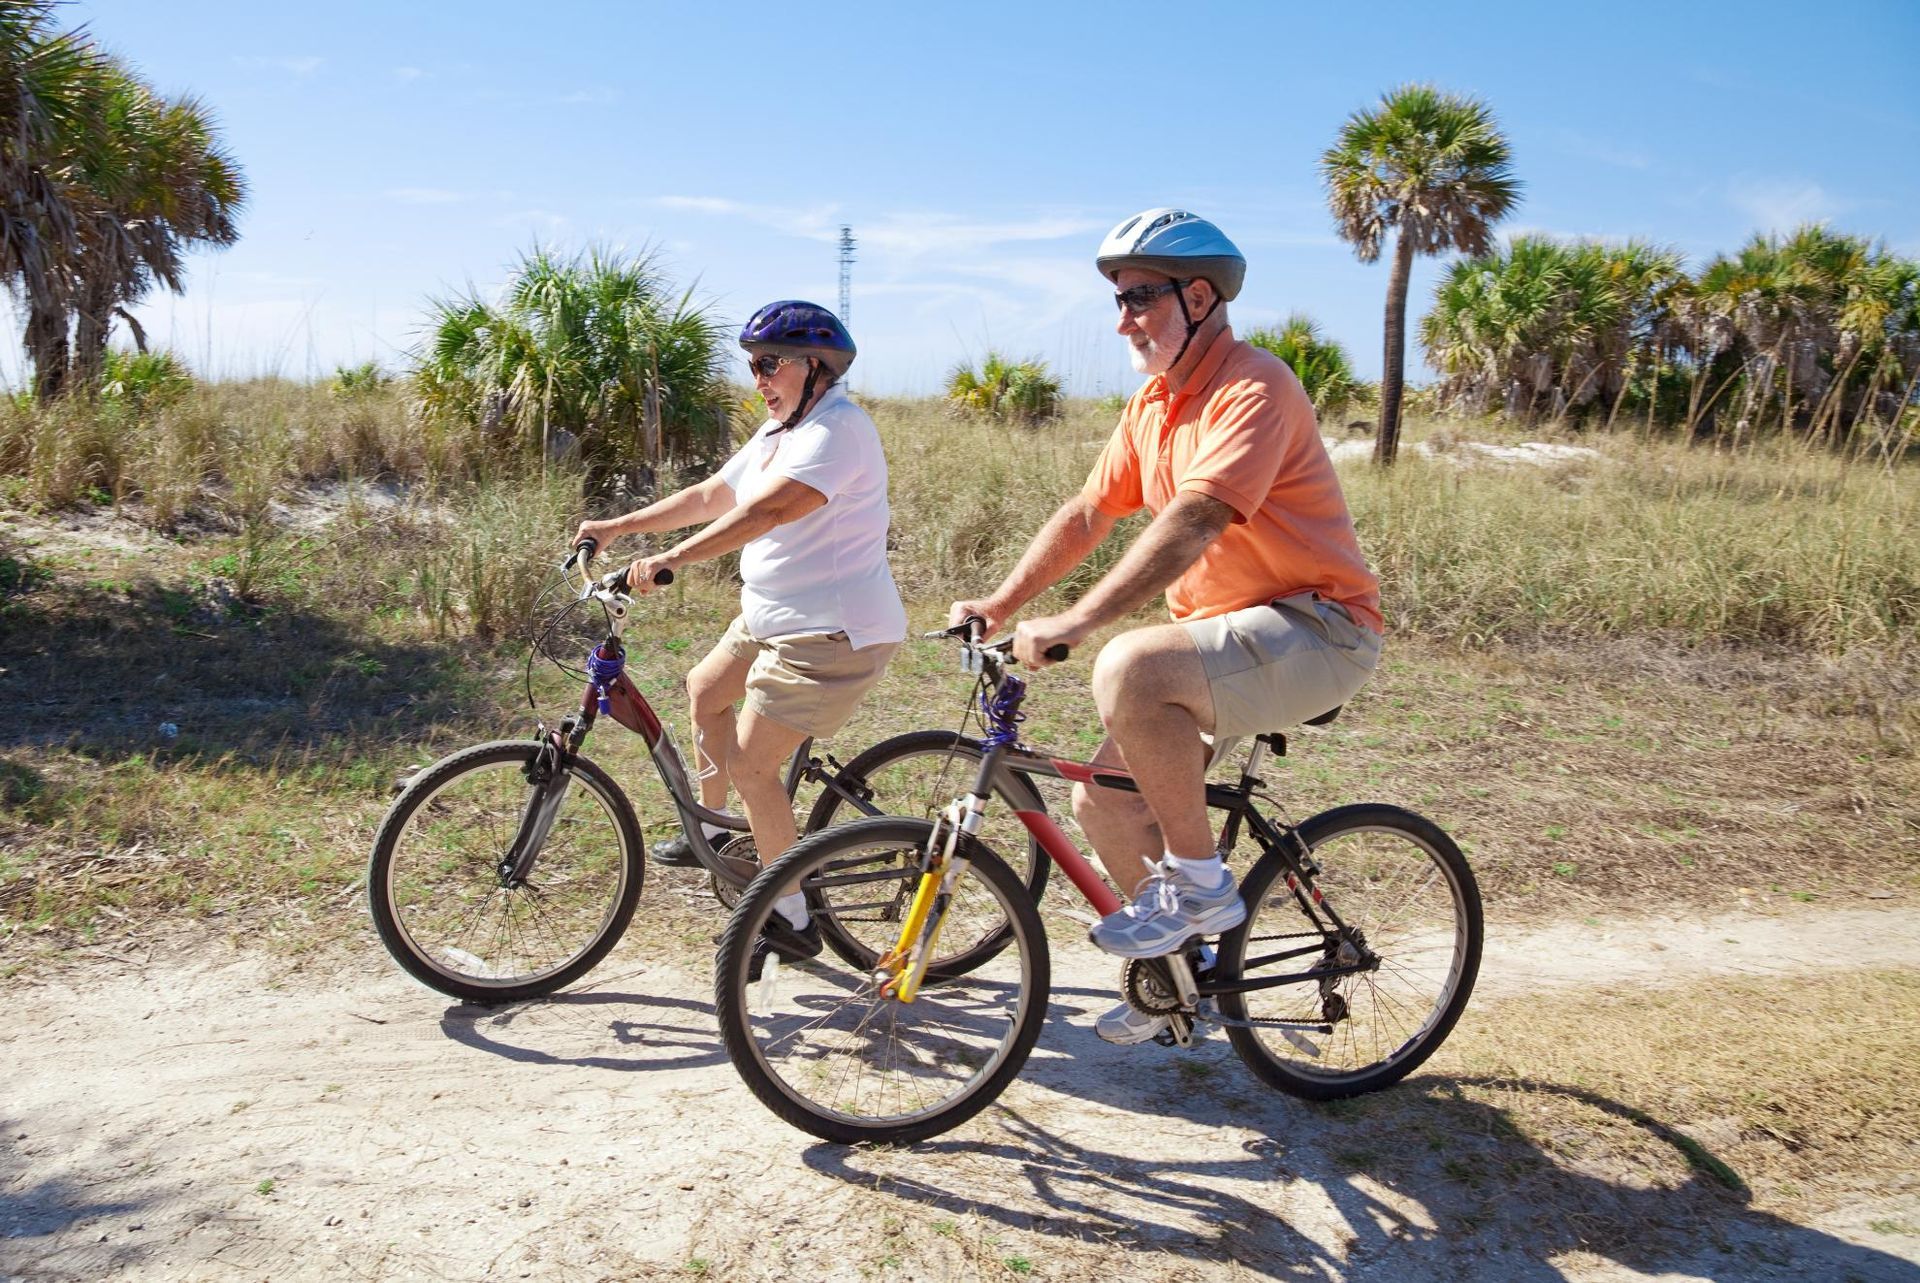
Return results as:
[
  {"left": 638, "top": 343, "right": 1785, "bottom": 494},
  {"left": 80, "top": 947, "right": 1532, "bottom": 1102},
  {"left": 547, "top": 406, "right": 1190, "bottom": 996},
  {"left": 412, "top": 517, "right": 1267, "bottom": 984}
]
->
[
  {"left": 746, "top": 353, "right": 807, "bottom": 378},
  {"left": 1113, "top": 279, "right": 1192, "bottom": 316}
]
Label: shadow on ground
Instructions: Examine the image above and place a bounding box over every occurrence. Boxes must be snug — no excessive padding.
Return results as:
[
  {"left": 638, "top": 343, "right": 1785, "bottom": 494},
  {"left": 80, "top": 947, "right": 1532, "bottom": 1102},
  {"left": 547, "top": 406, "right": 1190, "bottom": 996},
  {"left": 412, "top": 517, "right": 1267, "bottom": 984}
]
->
[
  {"left": 801, "top": 1074, "right": 1914, "bottom": 1281},
  {"left": 0, "top": 572, "right": 504, "bottom": 764}
]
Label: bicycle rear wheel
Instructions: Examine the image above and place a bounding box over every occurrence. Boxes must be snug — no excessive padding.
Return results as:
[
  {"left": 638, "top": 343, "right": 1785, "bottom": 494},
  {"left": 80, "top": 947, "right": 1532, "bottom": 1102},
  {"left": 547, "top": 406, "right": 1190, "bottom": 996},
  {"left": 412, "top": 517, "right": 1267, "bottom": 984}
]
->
[
  {"left": 714, "top": 818, "right": 1050, "bottom": 1145},
  {"left": 368, "top": 741, "right": 644, "bottom": 1004},
  {"left": 1215, "top": 804, "right": 1481, "bottom": 1099},
  {"left": 801, "top": 730, "right": 1050, "bottom": 979}
]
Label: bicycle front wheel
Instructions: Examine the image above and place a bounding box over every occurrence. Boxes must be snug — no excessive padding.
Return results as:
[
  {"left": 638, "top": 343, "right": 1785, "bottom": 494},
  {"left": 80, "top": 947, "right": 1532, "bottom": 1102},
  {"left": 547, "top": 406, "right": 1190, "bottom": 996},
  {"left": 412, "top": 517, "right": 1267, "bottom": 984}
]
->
[
  {"left": 368, "top": 741, "right": 645, "bottom": 1004},
  {"left": 1216, "top": 804, "right": 1481, "bottom": 1099},
  {"left": 801, "top": 730, "right": 1050, "bottom": 979},
  {"left": 714, "top": 818, "right": 1050, "bottom": 1145}
]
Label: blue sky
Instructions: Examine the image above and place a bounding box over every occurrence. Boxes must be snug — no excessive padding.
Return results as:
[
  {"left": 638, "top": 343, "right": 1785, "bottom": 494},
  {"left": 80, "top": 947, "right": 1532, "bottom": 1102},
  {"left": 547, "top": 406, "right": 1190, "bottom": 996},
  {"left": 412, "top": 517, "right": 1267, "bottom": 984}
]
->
[{"left": 10, "top": 0, "right": 1917, "bottom": 394}]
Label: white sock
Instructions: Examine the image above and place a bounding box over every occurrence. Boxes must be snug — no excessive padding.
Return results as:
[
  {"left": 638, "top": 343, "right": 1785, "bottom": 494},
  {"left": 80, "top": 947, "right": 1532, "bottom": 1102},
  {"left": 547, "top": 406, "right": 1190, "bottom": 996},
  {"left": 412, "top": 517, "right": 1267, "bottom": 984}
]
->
[
  {"left": 699, "top": 815, "right": 738, "bottom": 844},
  {"left": 1168, "top": 853, "right": 1230, "bottom": 891},
  {"left": 773, "top": 892, "right": 809, "bottom": 930}
]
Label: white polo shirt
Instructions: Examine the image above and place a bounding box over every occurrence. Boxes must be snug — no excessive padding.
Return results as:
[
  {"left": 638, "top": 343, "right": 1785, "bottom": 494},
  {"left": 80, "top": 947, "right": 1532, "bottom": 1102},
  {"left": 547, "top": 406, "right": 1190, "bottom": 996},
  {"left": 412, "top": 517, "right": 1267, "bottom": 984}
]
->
[{"left": 717, "top": 384, "right": 906, "bottom": 651}]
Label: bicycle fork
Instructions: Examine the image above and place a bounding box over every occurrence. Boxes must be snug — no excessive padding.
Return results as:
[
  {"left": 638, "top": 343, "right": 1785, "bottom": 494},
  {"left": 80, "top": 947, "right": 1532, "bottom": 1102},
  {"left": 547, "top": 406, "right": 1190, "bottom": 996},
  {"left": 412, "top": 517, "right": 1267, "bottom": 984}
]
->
[
  {"left": 876, "top": 795, "right": 984, "bottom": 1002},
  {"left": 501, "top": 732, "right": 573, "bottom": 886}
]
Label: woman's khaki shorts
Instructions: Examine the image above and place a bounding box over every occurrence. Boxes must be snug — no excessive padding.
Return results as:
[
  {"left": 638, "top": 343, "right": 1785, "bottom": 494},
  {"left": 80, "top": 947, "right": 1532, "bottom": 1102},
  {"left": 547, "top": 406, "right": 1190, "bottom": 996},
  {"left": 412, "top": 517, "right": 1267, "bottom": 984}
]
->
[
  {"left": 717, "top": 615, "right": 898, "bottom": 739},
  {"left": 1184, "top": 593, "right": 1383, "bottom": 765}
]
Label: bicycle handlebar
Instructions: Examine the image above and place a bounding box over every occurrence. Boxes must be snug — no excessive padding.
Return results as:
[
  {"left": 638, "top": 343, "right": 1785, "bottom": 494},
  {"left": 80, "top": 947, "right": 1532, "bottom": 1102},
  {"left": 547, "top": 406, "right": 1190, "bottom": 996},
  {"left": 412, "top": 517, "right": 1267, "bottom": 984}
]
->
[
  {"left": 563, "top": 541, "right": 672, "bottom": 601},
  {"left": 920, "top": 620, "right": 1069, "bottom": 668}
]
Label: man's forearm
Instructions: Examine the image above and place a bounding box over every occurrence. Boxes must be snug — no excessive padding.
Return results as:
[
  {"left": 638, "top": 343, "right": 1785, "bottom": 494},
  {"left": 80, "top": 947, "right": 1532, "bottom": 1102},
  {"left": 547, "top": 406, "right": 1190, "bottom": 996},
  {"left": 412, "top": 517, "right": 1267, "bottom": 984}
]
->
[
  {"left": 1063, "top": 495, "right": 1227, "bottom": 633},
  {"left": 988, "top": 498, "right": 1112, "bottom": 615}
]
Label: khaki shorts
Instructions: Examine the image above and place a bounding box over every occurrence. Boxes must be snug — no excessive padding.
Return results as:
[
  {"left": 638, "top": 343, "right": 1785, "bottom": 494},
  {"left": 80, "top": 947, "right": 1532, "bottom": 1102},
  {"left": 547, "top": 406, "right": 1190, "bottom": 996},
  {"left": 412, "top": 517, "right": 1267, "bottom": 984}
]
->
[
  {"left": 1184, "top": 593, "right": 1383, "bottom": 768},
  {"left": 717, "top": 615, "right": 898, "bottom": 739}
]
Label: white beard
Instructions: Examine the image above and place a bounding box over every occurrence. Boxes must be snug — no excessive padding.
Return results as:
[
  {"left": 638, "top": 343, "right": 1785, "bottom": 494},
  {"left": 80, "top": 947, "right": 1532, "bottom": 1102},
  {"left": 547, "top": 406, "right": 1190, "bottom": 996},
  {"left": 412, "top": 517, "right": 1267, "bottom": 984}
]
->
[{"left": 1128, "top": 332, "right": 1178, "bottom": 375}]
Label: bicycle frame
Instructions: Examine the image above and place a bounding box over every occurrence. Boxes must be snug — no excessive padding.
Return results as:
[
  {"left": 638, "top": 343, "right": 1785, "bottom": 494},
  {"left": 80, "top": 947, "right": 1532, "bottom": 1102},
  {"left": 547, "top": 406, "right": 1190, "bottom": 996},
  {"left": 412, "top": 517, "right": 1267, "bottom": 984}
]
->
[
  {"left": 880, "top": 644, "right": 1375, "bottom": 1014},
  {"left": 538, "top": 556, "right": 891, "bottom": 887}
]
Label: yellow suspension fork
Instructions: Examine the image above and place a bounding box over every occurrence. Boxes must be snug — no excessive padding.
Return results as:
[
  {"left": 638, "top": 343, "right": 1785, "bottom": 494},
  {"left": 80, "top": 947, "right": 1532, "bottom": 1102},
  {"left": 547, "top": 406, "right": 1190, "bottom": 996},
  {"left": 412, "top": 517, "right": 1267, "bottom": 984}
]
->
[{"left": 878, "top": 794, "right": 985, "bottom": 1002}]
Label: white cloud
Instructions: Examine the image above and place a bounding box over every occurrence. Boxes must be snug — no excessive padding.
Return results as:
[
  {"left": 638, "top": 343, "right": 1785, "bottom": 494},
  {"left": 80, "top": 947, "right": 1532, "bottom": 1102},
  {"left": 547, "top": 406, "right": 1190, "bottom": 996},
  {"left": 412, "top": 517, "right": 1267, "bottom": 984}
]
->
[
  {"left": 234, "top": 56, "right": 323, "bottom": 77},
  {"left": 392, "top": 66, "right": 428, "bottom": 83},
  {"left": 1728, "top": 178, "right": 1842, "bottom": 232},
  {"left": 857, "top": 213, "right": 1105, "bottom": 260},
  {"left": 559, "top": 87, "right": 620, "bottom": 105}
]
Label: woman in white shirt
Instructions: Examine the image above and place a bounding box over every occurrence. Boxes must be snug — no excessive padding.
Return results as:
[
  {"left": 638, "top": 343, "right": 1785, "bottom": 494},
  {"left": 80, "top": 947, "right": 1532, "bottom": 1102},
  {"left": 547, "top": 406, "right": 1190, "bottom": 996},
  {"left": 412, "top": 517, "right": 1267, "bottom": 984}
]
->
[{"left": 573, "top": 301, "right": 903, "bottom": 976}]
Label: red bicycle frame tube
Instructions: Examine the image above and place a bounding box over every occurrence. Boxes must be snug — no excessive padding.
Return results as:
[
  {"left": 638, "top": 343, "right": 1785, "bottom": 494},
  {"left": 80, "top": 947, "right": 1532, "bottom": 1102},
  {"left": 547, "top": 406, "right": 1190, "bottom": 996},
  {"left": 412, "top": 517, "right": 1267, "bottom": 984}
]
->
[
  {"left": 1013, "top": 808, "right": 1122, "bottom": 916},
  {"left": 586, "top": 670, "right": 665, "bottom": 745}
]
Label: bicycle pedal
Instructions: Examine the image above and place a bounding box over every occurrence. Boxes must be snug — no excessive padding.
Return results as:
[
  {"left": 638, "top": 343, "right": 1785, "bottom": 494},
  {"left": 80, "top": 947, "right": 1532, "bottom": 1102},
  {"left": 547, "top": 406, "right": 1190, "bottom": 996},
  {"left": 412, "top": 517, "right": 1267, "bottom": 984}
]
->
[{"left": 1280, "top": 1028, "right": 1323, "bottom": 1059}]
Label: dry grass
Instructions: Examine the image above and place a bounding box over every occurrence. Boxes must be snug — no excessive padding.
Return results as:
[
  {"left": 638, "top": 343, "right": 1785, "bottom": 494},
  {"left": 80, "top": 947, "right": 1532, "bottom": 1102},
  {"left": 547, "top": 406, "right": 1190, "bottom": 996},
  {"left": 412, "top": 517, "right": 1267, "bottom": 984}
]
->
[
  {"left": 1364, "top": 967, "right": 1920, "bottom": 1240},
  {"left": 2, "top": 387, "right": 1917, "bottom": 962}
]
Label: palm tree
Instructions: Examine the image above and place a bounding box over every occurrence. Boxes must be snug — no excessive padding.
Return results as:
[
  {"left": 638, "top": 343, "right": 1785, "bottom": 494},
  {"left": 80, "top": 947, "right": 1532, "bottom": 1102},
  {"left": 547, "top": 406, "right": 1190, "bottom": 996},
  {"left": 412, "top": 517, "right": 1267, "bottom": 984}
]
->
[
  {"left": 67, "top": 66, "right": 243, "bottom": 391},
  {"left": 1, "top": 9, "right": 243, "bottom": 399},
  {"left": 0, "top": 0, "right": 101, "bottom": 399},
  {"left": 1321, "top": 83, "right": 1520, "bottom": 464}
]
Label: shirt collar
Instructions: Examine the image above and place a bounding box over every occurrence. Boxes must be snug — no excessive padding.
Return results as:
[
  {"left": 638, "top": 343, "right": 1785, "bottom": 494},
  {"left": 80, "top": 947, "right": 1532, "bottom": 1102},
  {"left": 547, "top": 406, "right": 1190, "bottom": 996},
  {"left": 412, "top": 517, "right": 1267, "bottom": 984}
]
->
[
  {"left": 1137, "top": 326, "right": 1236, "bottom": 412},
  {"left": 766, "top": 380, "right": 849, "bottom": 435}
]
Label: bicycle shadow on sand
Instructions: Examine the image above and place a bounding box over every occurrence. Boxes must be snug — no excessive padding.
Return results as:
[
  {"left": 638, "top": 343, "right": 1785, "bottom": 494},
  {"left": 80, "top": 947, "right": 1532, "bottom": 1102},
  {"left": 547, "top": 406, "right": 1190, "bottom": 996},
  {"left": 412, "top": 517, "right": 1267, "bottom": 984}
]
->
[
  {"left": 437, "top": 988, "right": 730, "bottom": 1075},
  {"left": 800, "top": 1073, "right": 1916, "bottom": 1281}
]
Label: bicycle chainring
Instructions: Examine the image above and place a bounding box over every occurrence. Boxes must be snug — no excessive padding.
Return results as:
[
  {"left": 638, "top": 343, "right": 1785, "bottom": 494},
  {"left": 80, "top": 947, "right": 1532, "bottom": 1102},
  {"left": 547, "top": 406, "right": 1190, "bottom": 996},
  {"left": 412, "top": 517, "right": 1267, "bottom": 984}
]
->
[
  {"left": 1120, "top": 958, "right": 1185, "bottom": 1017},
  {"left": 707, "top": 834, "right": 760, "bottom": 910}
]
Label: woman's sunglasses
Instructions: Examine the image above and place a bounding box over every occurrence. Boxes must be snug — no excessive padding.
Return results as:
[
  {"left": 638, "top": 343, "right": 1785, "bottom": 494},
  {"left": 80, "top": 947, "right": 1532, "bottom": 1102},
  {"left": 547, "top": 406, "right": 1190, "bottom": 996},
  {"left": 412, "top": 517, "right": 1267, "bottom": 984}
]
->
[
  {"left": 1113, "top": 279, "right": 1192, "bottom": 316},
  {"left": 746, "top": 353, "right": 807, "bottom": 378}
]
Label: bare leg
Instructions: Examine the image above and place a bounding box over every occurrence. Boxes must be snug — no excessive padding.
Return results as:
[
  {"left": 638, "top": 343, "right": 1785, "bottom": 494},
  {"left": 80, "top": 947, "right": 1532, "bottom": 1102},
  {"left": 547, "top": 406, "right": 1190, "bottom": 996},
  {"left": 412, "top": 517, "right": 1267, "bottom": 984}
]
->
[
  {"left": 1075, "top": 624, "right": 1216, "bottom": 894},
  {"left": 685, "top": 644, "right": 751, "bottom": 811},
  {"left": 731, "top": 708, "right": 812, "bottom": 867}
]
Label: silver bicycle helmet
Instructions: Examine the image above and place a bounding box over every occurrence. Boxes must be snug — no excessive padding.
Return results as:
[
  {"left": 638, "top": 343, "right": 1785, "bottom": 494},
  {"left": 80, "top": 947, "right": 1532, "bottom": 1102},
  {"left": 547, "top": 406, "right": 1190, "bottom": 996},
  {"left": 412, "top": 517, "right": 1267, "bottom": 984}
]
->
[{"left": 1096, "top": 208, "right": 1246, "bottom": 301}]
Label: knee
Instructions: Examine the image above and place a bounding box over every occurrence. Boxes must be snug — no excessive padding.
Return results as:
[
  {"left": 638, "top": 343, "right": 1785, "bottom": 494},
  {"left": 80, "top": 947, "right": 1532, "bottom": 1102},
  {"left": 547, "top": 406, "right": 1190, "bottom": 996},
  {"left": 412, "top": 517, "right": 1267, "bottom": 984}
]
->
[
  {"left": 686, "top": 667, "right": 730, "bottom": 718},
  {"left": 1072, "top": 779, "right": 1145, "bottom": 829}
]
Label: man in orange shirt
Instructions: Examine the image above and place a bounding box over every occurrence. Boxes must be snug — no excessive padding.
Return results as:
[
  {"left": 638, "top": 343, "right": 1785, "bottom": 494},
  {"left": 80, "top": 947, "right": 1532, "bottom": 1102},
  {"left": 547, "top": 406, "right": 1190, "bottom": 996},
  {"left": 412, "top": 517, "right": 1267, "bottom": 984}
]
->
[{"left": 950, "top": 208, "right": 1383, "bottom": 1043}]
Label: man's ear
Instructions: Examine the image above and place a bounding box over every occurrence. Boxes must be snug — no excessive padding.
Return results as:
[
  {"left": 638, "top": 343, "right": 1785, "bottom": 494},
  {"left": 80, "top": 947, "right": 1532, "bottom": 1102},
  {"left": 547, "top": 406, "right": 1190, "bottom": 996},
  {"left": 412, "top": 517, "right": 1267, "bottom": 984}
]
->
[{"left": 1184, "top": 278, "right": 1217, "bottom": 315}]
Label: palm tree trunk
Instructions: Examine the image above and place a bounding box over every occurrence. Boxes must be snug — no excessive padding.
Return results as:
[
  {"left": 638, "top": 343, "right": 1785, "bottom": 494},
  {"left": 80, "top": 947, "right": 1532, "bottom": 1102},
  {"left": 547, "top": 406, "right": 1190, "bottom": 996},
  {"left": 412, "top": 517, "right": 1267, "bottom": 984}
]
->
[
  {"left": 1376, "top": 230, "right": 1415, "bottom": 467},
  {"left": 25, "top": 302, "right": 70, "bottom": 402}
]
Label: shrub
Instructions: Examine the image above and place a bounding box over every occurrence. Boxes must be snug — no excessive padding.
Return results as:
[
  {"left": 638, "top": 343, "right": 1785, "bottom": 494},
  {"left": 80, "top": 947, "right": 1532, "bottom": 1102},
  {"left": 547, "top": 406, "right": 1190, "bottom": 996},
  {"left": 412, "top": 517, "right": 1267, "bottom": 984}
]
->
[
  {"left": 99, "top": 350, "right": 195, "bottom": 413},
  {"left": 1245, "top": 315, "right": 1359, "bottom": 418},
  {"left": 945, "top": 352, "right": 1062, "bottom": 423},
  {"left": 413, "top": 245, "right": 731, "bottom": 487}
]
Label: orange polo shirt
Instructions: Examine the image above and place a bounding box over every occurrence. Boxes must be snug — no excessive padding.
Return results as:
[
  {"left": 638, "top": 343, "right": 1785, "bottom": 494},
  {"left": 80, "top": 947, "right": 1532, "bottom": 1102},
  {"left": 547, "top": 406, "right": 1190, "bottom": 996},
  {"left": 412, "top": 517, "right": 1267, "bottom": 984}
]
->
[{"left": 1082, "top": 328, "right": 1382, "bottom": 632}]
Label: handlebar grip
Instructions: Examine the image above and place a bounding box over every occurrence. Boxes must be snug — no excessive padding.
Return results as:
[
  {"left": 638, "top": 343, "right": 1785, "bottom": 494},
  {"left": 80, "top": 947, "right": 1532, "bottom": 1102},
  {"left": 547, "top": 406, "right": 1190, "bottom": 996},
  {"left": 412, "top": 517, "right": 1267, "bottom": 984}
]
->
[
  {"left": 961, "top": 613, "right": 986, "bottom": 641},
  {"left": 1044, "top": 644, "right": 1069, "bottom": 662},
  {"left": 575, "top": 537, "right": 598, "bottom": 560},
  {"left": 652, "top": 568, "right": 674, "bottom": 586}
]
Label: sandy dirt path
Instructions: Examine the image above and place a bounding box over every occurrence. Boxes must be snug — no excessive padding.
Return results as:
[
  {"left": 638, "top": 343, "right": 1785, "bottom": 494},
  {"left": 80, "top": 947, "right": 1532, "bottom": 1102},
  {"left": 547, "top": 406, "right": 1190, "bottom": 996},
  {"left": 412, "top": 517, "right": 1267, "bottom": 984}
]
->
[{"left": 5, "top": 896, "right": 1919, "bottom": 1282}]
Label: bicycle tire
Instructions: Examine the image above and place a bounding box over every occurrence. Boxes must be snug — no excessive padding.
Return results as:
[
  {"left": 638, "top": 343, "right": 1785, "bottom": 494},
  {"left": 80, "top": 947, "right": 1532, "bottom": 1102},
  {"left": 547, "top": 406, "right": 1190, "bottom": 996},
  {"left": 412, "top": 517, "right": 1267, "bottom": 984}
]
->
[
  {"left": 714, "top": 817, "right": 1050, "bottom": 1145},
  {"left": 1215, "top": 803, "right": 1481, "bottom": 1100},
  {"left": 368, "top": 740, "right": 645, "bottom": 1004},
  {"left": 801, "top": 729, "right": 1051, "bottom": 979}
]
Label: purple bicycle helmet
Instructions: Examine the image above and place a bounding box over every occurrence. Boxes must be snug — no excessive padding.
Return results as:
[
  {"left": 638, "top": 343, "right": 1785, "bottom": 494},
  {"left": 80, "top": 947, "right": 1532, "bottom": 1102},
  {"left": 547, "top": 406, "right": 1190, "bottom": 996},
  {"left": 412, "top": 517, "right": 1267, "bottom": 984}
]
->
[{"left": 739, "top": 300, "right": 856, "bottom": 377}]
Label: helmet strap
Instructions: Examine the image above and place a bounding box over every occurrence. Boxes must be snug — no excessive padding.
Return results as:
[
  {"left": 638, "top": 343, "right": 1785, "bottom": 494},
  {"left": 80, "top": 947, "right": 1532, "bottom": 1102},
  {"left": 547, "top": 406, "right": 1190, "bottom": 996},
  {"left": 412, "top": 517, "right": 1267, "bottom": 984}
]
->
[
  {"left": 773, "top": 359, "right": 826, "bottom": 434},
  {"left": 1166, "top": 283, "right": 1222, "bottom": 372}
]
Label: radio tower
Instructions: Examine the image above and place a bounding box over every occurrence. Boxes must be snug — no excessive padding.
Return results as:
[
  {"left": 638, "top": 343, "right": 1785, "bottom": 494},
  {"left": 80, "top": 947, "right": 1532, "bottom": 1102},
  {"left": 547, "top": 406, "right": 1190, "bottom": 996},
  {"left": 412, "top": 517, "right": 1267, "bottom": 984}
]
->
[{"left": 837, "top": 225, "right": 856, "bottom": 327}]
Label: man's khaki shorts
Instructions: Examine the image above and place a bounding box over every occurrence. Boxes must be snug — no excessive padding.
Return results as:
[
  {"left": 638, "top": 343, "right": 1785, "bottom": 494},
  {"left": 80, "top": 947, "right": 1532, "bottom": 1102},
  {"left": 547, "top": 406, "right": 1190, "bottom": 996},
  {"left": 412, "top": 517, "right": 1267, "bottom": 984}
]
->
[
  {"left": 1184, "top": 592, "right": 1383, "bottom": 768},
  {"left": 717, "top": 614, "right": 898, "bottom": 739}
]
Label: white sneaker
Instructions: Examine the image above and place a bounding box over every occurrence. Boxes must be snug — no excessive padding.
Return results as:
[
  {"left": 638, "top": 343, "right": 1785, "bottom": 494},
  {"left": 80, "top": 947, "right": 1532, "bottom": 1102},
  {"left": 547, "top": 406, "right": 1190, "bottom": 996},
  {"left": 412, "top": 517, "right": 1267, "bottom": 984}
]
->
[
  {"left": 1088, "top": 860, "right": 1246, "bottom": 959},
  {"left": 1095, "top": 1000, "right": 1170, "bottom": 1045}
]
